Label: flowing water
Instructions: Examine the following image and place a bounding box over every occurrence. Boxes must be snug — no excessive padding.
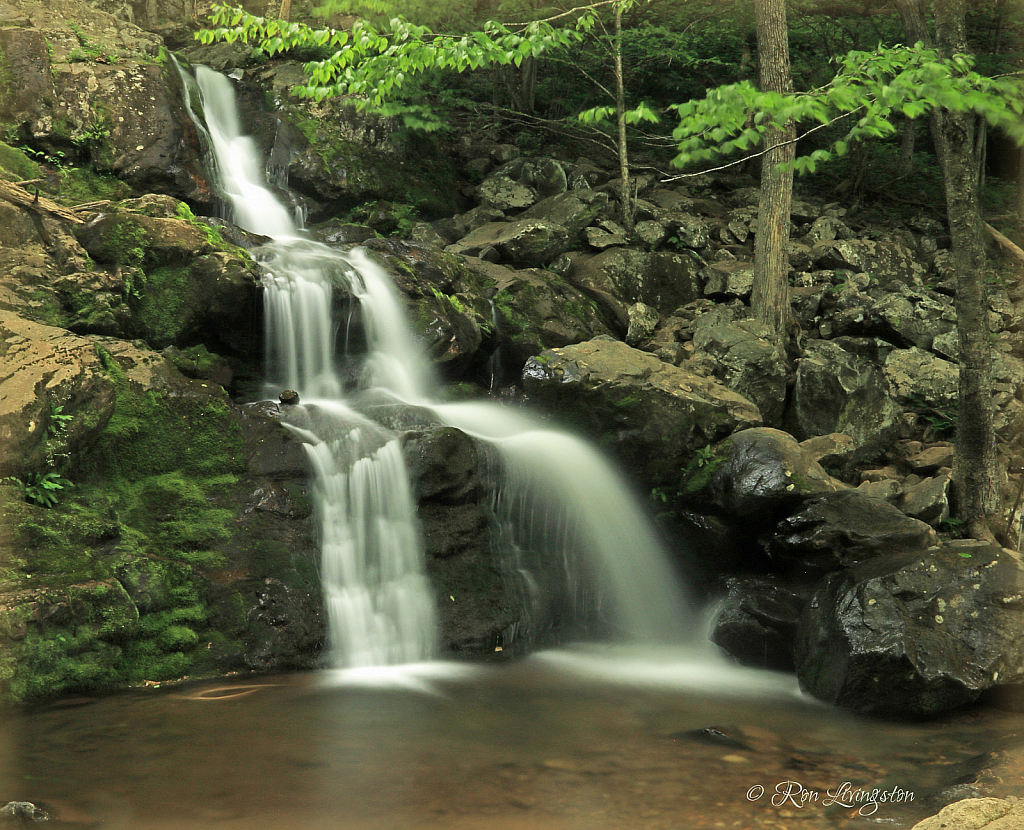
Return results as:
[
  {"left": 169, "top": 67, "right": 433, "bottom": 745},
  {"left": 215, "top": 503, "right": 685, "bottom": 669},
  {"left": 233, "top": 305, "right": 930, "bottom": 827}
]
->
[
  {"left": 16, "top": 64, "right": 1017, "bottom": 829},
  {"left": 192, "top": 65, "right": 688, "bottom": 663}
]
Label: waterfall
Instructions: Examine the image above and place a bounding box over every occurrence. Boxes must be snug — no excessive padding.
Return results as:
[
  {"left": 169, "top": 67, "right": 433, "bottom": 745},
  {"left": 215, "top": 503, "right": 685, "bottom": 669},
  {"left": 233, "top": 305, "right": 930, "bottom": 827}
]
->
[{"left": 190, "top": 65, "right": 690, "bottom": 667}]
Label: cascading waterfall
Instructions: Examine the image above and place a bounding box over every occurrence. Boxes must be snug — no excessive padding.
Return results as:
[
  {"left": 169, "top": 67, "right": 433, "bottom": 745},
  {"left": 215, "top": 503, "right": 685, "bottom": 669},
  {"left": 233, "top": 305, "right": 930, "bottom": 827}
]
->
[{"left": 190, "top": 65, "right": 690, "bottom": 667}]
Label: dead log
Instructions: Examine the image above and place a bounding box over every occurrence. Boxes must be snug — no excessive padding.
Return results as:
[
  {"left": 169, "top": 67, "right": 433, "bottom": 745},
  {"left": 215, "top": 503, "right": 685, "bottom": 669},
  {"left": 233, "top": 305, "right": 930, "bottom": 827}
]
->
[{"left": 0, "top": 178, "right": 85, "bottom": 224}]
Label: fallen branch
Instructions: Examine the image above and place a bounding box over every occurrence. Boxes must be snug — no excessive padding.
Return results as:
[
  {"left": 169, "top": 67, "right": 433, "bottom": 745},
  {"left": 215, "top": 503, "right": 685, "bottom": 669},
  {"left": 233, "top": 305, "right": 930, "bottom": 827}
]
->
[
  {"left": 70, "top": 200, "right": 112, "bottom": 211},
  {"left": 985, "top": 222, "right": 1024, "bottom": 267},
  {"left": 0, "top": 178, "right": 84, "bottom": 224}
]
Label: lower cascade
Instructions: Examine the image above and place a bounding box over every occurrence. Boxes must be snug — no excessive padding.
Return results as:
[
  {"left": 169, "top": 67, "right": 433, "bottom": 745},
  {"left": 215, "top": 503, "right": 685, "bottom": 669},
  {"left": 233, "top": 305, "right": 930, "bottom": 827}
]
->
[{"left": 192, "top": 65, "right": 690, "bottom": 668}]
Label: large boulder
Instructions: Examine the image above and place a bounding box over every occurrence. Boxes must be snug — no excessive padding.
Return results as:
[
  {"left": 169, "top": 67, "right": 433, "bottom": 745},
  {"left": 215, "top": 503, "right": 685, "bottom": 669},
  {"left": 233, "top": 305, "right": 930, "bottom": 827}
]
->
[
  {"left": 0, "top": 5, "right": 214, "bottom": 204},
  {"left": 469, "top": 259, "right": 615, "bottom": 378},
  {"left": 517, "top": 189, "right": 610, "bottom": 241},
  {"left": 446, "top": 219, "right": 571, "bottom": 268},
  {"left": 72, "top": 199, "right": 261, "bottom": 353},
  {"left": 679, "top": 427, "right": 842, "bottom": 523},
  {"left": 788, "top": 339, "right": 904, "bottom": 461},
  {"left": 0, "top": 341, "right": 323, "bottom": 702},
  {"left": 795, "top": 542, "right": 1024, "bottom": 717},
  {"left": 689, "top": 315, "right": 788, "bottom": 426},
  {"left": 828, "top": 283, "right": 957, "bottom": 351},
  {"left": 766, "top": 488, "right": 938, "bottom": 575},
  {"left": 522, "top": 338, "right": 762, "bottom": 484},
  {"left": 570, "top": 249, "right": 702, "bottom": 321},
  {"left": 476, "top": 157, "right": 568, "bottom": 211},
  {"left": 811, "top": 239, "right": 927, "bottom": 285}
]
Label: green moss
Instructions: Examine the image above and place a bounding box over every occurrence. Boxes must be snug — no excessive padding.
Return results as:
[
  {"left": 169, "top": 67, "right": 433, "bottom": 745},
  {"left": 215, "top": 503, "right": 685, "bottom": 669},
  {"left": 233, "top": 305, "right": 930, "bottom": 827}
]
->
[
  {"left": 43, "top": 167, "right": 132, "bottom": 206},
  {"left": 680, "top": 441, "right": 730, "bottom": 495},
  {"left": 0, "top": 140, "right": 41, "bottom": 181},
  {"left": 133, "top": 263, "right": 191, "bottom": 345}
]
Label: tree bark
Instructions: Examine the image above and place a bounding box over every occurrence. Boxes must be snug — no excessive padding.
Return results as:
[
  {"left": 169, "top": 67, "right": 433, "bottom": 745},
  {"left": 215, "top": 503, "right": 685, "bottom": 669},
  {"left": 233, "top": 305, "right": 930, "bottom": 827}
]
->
[
  {"left": 751, "top": 0, "right": 795, "bottom": 343},
  {"left": 613, "top": 3, "right": 634, "bottom": 233},
  {"left": 934, "top": 0, "right": 1001, "bottom": 537}
]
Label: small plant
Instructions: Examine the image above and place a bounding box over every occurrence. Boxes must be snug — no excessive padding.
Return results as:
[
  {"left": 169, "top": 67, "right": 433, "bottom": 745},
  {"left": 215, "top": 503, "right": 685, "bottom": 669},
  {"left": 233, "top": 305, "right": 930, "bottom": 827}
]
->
[
  {"left": 695, "top": 444, "right": 716, "bottom": 467},
  {"left": 4, "top": 472, "right": 73, "bottom": 508}
]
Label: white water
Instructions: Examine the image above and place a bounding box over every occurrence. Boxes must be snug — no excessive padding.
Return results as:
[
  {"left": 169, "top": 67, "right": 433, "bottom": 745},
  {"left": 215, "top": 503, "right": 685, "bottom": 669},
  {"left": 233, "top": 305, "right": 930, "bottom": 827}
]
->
[{"left": 192, "top": 66, "right": 691, "bottom": 668}]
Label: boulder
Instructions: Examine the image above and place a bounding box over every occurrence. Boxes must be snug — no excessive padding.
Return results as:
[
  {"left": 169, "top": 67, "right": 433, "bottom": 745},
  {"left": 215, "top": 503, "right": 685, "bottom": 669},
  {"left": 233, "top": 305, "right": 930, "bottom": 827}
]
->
[
  {"left": 518, "top": 189, "right": 610, "bottom": 241},
  {"left": 883, "top": 347, "right": 960, "bottom": 410},
  {"left": 689, "top": 316, "right": 788, "bottom": 426},
  {"left": 788, "top": 339, "right": 904, "bottom": 461},
  {"left": 701, "top": 261, "right": 755, "bottom": 301},
  {"left": 470, "top": 259, "right": 615, "bottom": 377},
  {"left": 911, "top": 799, "right": 1024, "bottom": 830},
  {"left": 711, "top": 576, "right": 805, "bottom": 671},
  {"left": 795, "top": 542, "right": 1024, "bottom": 716},
  {"left": 522, "top": 338, "right": 762, "bottom": 484},
  {"left": 571, "top": 248, "right": 702, "bottom": 321},
  {"left": 477, "top": 157, "right": 567, "bottom": 210},
  {"left": 71, "top": 204, "right": 262, "bottom": 354},
  {"left": 766, "top": 489, "right": 938, "bottom": 574},
  {"left": 446, "top": 219, "right": 571, "bottom": 268},
  {"left": 829, "top": 283, "right": 957, "bottom": 351},
  {"left": 811, "top": 239, "right": 927, "bottom": 285},
  {"left": 900, "top": 470, "right": 952, "bottom": 526},
  {"left": 680, "top": 427, "right": 842, "bottom": 523}
]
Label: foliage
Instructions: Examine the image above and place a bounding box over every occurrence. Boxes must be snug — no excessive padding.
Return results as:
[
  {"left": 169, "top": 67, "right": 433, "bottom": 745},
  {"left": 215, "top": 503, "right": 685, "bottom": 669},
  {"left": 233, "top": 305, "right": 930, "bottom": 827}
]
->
[
  {"left": 670, "top": 42, "right": 1024, "bottom": 175},
  {"left": 4, "top": 472, "right": 74, "bottom": 509},
  {"left": 197, "top": 2, "right": 603, "bottom": 129}
]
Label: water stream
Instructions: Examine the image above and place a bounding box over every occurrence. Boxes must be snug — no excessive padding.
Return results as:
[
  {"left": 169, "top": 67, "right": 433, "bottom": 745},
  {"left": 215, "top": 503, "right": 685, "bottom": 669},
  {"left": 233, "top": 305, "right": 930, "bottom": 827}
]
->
[{"left": 192, "top": 65, "right": 689, "bottom": 666}]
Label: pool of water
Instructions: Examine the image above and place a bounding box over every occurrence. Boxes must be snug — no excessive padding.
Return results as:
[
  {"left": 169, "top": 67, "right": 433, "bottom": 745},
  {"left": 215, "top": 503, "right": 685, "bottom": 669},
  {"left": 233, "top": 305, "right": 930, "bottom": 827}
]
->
[{"left": 3, "top": 647, "right": 1022, "bottom": 830}]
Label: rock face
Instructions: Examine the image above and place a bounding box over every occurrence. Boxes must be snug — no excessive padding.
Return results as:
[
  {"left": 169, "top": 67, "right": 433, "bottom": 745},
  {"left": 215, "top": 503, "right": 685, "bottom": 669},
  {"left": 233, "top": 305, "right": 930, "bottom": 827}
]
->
[
  {"left": 0, "top": 3, "right": 214, "bottom": 205},
  {"left": 522, "top": 338, "right": 762, "bottom": 483},
  {"left": 795, "top": 542, "right": 1024, "bottom": 717},
  {"left": 0, "top": 344, "right": 323, "bottom": 701}
]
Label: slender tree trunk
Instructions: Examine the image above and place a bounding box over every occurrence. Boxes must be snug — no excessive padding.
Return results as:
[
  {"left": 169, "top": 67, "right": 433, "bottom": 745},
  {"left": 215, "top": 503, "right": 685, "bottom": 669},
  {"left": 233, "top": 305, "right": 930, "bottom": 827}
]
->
[
  {"left": 278, "top": 0, "right": 291, "bottom": 21},
  {"left": 613, "top": 4, "right": 634, "bottom": 232},
  {"left": 899, "top": 117, "right": 916, "bottom": 174},
  {"left": 751, "top": 0, "right": 795, "bottom": 343},
  {"left": 934, "top": 0, "right": 1001, "bottom": 539},
  {"left": 896, "top": 0, "right": 946, "bottom": 179}
]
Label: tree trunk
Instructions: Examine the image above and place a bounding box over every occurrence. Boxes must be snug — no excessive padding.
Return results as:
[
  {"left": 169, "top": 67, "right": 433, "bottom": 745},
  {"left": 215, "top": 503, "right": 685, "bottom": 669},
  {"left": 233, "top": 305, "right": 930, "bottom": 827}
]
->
[
  {"left": 613, "top": 3, "right": 634, "bottom": 233},
  {"left": 899, "top": 117, "right": 916, "bottom": 175},
  {"left": 278, "top": 0, "right": 291, "bottom": 21},
  {"left": 896, "top": 0, "right": 946, "bottom": 179},
  {"left": 751, "top": 0, "right": 795, "bottom": 343},
  {"left": 934, "top": 0, "right": 1001, "bottom": 538}
]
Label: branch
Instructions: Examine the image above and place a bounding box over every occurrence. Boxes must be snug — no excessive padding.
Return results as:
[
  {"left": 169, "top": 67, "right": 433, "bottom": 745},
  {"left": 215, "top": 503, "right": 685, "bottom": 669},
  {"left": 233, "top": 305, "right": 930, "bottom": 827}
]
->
[
  {"left": 0, "top": 178, "right": 84, "bottom": 224},
  {"left": 662, "top": 108, "right": 858, "bottom": 183},
  {"left": 986, "top": 222, "right": 1024, "bottom": 267}
]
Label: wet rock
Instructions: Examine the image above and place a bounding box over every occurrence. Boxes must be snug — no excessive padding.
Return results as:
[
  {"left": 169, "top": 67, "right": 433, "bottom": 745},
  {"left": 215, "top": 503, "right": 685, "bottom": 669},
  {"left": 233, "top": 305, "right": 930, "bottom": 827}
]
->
[
  {"left": 242, "top": 577, "right": 324, "bottom": 670},
  {"left": 522, "top": 338, "right": 762, "bottom": 484},
  {"left": 766, "top": 489, "right": 938, "bottom": 574},
  {"left": 363, "top": 239, "right": 491, "bottom": 371},
  {"left": 712, "top": 576, "right": 805, "bottom": 671},
  {"left": 680, "top": 427, "right": 842, "bottom": 523},
  {"left": 795, "top": 542, "right": 1024, "bottom": 717}
]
